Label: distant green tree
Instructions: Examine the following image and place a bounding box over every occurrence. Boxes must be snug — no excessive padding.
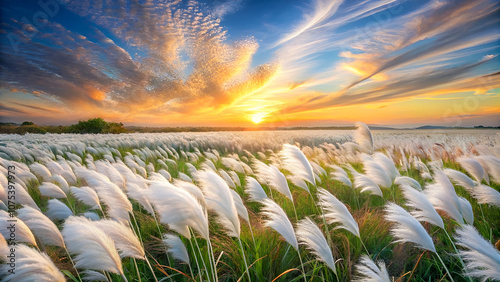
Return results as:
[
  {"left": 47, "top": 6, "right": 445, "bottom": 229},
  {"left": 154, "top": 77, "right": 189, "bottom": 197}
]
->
[
  {"left": 68, "top": 118, "right": 127, "bottom": 134},
  {"left": 21, "top": 121, "right": 34, "bottom": 126}
]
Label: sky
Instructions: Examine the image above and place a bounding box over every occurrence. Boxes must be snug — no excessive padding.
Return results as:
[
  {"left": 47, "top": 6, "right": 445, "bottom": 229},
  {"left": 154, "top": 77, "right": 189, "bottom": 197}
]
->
[{"left": 0, "top": 0, "right": 499, "bottom": 128}]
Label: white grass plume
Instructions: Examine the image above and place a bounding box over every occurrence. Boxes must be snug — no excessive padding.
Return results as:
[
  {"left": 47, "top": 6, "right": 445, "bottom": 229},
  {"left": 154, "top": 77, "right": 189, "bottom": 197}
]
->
[
  {"left": 46, "top": 199, "right": 74, "bottom": 221},
  {"left": 458, "top": 157, "right": 486, "bottom": 184},
  {"left": 458, "top": 196, "right": 474, "bottom": 225},
  {"left": 51, "top": 174, "right": 70, "bottom": 193},
  {"left": 362, "top": 154, "right": 392, "bottom": 188},
  {"left": 126, "top": 182, "right": 155, "bottom": 215},
  {"left": 280, "top": 144, "right": 316, "bottom": 185},
  {"left": 29, "top": 162, "right": 52, "bottom": 180},
  {"left": 62, "top": 216, "right": 124, "bottom": 276},
  {"left": 39, "top": 182, "right": 67, "bottom": 199},
  {"left": 70, "top": 186, "right": 101, "bottom": 210},
  {"left": 148, "top": 182, "right": 209, "bottom": 240},
  {"left": 353, "top": 255, "right": 390, "bottom": 282},
  {"left": 16, "top": 182, "right": 40, "bottom": 210},
  {"left": 0, "top": 244, "right": 65, "bottom": 281},
  {"left": 196, "top": 170, "right": 240, "bottom": 238},
  {"left": 395, "top": 176, "right": 422, "bottom": 190},
  {"left": 218, "top": 169, "right": 236, "bottom": 188},
  {"left": 425, "top": 170, "right": 465, "bottom": 225},
  {"left": 384, "top": 202, "right": 436, "bottom": 252},
  {"left": 93, "top": 219, "right": 145, "bottom": 259},
  {"left": 354, "top": 122, "right": 373, "bottom": 153},
  {"left": 76, "top": 167, "right": 132, "bottom": 223},
  {"left": 471, "top": 184, "right": 500, "bottom": 208},
  {"left": 328, "top": 165, "right": 352, "bottom": 188},
  {"left": 317, "top": 188, "right": 359, "bottom": 237},
  {"left": 229, "top": 170, "right": 241, "bottom": 187},
  {"left": 173, "top": 179, "right": 206, "bottom": 206},
  {"left": 0, "top": 211, "right": 37, "bottom": 246},
  {"left": 253, "top": 159, "right": 293, "bottom": 201},
  {"left": 230, "top": 189, "right": 250, "bottom": 223},
  {"left": 244, "top": 176, "right": 268, "bottom": 202},
  {"left": 163, "top": 234, "right": 190, "bottom": 265},
  {"left": 81, "top": 270, "right": 109, "bottom": 281},
  {"left": 17, "top": 206, "right": 65, "bottom": 247},
  {"left": 475, "top": 155, "right": 500, "bottom": 184},
  {"left": 373, "top": 152, "right": 399, "bottom": 182},
  {"left": 454, "top": 224, "right": 500, "bottom": 281},
  {"left": 260, "top": 198, "right": 298, "bottom": 250},
  {"left": 296, "top": 217, "right": 336, "bottom": 273},
  {"left": 444, "top": 168, "right": 475, "bottom": 191},
  {"left": 399, "top": 185, "right": 444, "bottom": 229},
  {"left": 354, "top": 174, "right": 383, "bottom": 197}
]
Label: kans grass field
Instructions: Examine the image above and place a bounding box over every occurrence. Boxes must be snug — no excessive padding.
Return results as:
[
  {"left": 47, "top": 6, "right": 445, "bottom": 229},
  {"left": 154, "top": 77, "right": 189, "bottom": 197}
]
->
[{"left": 0, "top": 123, "right": 499, "bottom": 281}]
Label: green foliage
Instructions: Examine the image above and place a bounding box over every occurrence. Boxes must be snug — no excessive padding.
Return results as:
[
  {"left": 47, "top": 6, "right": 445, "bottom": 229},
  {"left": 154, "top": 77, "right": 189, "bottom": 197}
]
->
[{"left": 68, "top": 117, "right": 126, "bottom": 134}]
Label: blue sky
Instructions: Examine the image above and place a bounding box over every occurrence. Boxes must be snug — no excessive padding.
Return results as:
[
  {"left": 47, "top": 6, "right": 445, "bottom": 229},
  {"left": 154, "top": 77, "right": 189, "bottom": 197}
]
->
[{"left": 0, "top": 0, "right": 499, "bottom": 127}]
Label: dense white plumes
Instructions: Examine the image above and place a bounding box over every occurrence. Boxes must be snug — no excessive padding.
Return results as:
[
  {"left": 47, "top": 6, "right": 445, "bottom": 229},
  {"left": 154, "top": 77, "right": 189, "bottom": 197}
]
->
[
  {"left": 399, "top": 185, "right": 444, "bottom": 229},
  {"left": 261, "top": 198, "right": 298, "bottom": 250},
  {"left": 163, "top": 234, "right": 190, "bottom": 265},
  {"left": 317, "top": 188, "right": 359, "bottom": 237},
  {"left": 457, "top": 157, "right": 487, "bottom": 184},
  {"left": 0, "top": 244, "right": 65, "bottom": 281},
  {"left": 353, "top": 255, "right": 390, "bottom": 282},
  {"left": 354, "top": 174, "right": 383, "bottom": 197},
  {"left": 362, "top": 154, "right": 392, "bottom": 188},
  {"left": 244, "top": 176, "right": 268, "bottom": 202},
  {"left": 253, "top": 159, "right": 293, "bottom": 201},
  {"left": 93, "top": 219, "right": 145, "bottom": 259},
  {"left": 39, "top": 182, "right": 67, "bottom": 199},
  {"left": 0, "top": 211, "right": 37, "bottom": 246},
  {"left": 46, "top": 199, "right": 74, "bottom": 220},
  {"left": 354, "top": 122, "right": 373, "bottom": 153},
  {"left": 196, "top": 170, "right": 240, "bottom": 238},
  {"left": 444, "top": 168, "right": 475, "bottom": 191},
  {"left": 280, "top": 144, "right": 316, "bottom": 186},
  {"left": 148, "top": 181, "right": 209, "bottom": 240},
  {"left": 70, "top": 186, "right": 101, "bottom": 210},
  {"left": 62, "top": 216, "right": 124, "bottom": 275},
  {"left": 384, "top": 202, "right": 436, "bottom": 253},
  {"left": 475, "top": 156, "right": 500, "bottom": 184},
  {"left": 454, "top": 225, "right": 500, "bottom": 281},
  {"left": 221, "top": 157, "right": 245, "bottom": 174},
  {"left": 425, "top": 170, "right": 466, "bottom": 225},
  {"left": 75, "top": 167, "right": 132, "bottom": 223},
  {"left": 296, "top": 217, "right": 336, "bottom": 273},
  {"left": 328, "top": 165, "right": 352, "bottom": 187},
  {"left": 17, "top": 206, "right": 65, "bottom": 247},
  {"left": 395, "top": 176, "right": 422, "bottom": 190},
  {"left": 471, "top": 184, "right": 500, "bottom": 207}
]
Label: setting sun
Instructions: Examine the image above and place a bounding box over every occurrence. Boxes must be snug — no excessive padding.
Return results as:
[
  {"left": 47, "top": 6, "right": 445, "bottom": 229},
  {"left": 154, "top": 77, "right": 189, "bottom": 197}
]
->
[{"left": 251, "top": 112, "right": 268, "bottom": 124}]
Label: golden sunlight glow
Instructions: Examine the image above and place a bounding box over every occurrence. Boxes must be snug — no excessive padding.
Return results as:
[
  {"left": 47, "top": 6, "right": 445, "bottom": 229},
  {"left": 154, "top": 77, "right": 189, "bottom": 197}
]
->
[{"left": 251, "top": 112, "right": 268, "bottom": 124}]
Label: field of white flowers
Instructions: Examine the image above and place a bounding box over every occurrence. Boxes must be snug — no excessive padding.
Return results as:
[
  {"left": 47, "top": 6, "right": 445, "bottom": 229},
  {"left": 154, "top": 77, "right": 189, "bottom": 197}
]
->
[{"left": 0, "top": 124, "right": 499, "bottom": 281}]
